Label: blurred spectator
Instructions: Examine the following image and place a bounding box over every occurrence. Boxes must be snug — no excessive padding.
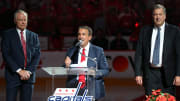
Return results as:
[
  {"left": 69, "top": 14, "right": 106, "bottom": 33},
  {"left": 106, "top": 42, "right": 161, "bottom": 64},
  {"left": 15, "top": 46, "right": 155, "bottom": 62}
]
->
[
  {"left": 17, "top": 1, "right": 27, "bottom": 10},
  {"left": 81, "top": 0, "right": 103, "bottom": 23},
  {"left": 169, "top": 0, "right": 180, "bottom": 25},
  {"left": 0, "top": 0, "right": 12, "bottom": 30},
  {"left": 49, "top": 28, "right": 64, "bottom": 50},
  {"left": 40, "top": 17, "right": 56, "bottom": 35},
  {"left": 143, "top": 9, "right": 152, "bottom": 25},
  {"left": 0, "top": 0, "right": 8, "bottom": 14},
  {"left": 94, "top": 12, "right": 106, "bottom": 32},
  {"left": 54, "top": 0, "right": 64, "bottom": 16},
  {"left": 40, "top": 0, "right": 56, "bottom": 17},
  {"left": 27, "top": 3, "right": 42, "bottom": 33},
  {"left": 129, "top": 20, "right": 142, "bottom": 50},
  {"left": 55, "top": 0, "right": 77, "bottom": 35},
  {"left": 92, "top": 28, "right": 109, "bottom": 50},
  {"left": 105, "top": 0, "right": 120, "bottom": 34},
  {"left": 110, "top": 31, "right": 129, "bottom": 50},
  {"left": 106, "top": 7, "right": 119, "bottom": 35},
  {"left": 118, "top": 5, "right": 137, "bottom": 36},
  {"left": 105, "top": 0, "right": 124, "bottom": 12}
]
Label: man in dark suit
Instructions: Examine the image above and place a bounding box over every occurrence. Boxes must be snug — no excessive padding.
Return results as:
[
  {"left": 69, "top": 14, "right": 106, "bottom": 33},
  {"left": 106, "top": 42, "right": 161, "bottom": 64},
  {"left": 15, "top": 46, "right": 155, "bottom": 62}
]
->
[
  {"left": 134, "top": 4, "right": 180, "bottom": 96},
  {"left": 1, "top": 9, "right": 40, "bottom": 101},
  {"left": 64, "top": 26, "right": 109, "bottom": 101}
]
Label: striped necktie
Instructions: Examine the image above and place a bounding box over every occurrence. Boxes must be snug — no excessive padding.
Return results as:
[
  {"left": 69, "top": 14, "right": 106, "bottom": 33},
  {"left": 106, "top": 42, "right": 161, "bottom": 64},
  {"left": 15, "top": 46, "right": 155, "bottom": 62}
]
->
[
  {"left": 152, "top": 28, "right": 161, "bottom": 66},
  {"left": 20, "top": 31, "right": 27, "bottom": 67}
]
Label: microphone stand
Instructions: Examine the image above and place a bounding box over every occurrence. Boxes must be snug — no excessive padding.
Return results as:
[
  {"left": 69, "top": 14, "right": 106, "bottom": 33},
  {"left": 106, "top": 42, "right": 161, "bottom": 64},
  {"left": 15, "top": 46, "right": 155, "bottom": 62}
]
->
[
  {"left": 80, "top": 52, "right": 98, "bottom": 71},
  {"left": 80, "top": 52, "right": 97, "bottom": 100}
]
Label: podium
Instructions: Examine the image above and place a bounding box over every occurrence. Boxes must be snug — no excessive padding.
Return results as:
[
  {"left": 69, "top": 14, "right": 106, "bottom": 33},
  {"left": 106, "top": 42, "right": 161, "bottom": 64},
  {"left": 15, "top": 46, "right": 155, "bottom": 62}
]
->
[{"left": 42, "top": 67, "right": 101, "bottom": 101}]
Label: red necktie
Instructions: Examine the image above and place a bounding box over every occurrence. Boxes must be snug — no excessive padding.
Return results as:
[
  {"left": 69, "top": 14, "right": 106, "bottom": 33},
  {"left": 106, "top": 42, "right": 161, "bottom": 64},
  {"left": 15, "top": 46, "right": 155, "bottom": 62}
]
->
[
  {"left": 20, "top": 31, "right": 27, "bottom": 68},
  {"left": 79, "top": 48, "right": 86, "bottom": 88}
]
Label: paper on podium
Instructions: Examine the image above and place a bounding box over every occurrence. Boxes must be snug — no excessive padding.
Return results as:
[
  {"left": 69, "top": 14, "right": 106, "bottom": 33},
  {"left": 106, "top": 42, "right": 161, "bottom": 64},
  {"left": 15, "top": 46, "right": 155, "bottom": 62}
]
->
[
  {"left": 69, "top": 64, "right": 89, "bottom": 72},
  {"left": 70, "top": 64, "right": 87, "bottom": 68}
]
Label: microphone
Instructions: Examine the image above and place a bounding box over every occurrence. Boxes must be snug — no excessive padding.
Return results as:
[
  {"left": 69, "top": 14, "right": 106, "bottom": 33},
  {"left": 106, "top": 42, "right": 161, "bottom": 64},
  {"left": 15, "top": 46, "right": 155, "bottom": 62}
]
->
[
  {"left": 75, "top": 40, "right": 83, "bottom": 46},
  {"left": 67, "top": 40, "right": 82, "bottom": 58},
  {"left": 80, "top": 52, "right": 98, "bottom": 71}
]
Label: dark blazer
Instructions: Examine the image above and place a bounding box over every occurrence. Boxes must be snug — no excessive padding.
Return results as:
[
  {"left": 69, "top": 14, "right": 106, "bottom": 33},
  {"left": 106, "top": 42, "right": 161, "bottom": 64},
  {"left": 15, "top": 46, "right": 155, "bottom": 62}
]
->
[
  {"left": 1, "top": 28, "right": 40, "bottom": 87},
  {"left": 135, "top": 23, "right": 180, "bottom": 87},
  {"left": 66, "top": 43, "right": 109, "bottom": 100}
]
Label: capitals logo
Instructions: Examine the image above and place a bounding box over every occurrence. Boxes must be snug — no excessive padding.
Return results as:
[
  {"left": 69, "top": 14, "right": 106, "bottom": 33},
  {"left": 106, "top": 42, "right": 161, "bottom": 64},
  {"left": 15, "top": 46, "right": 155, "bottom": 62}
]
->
[{"left": 48, "top": 82, "right": 93, "bottom": 101}]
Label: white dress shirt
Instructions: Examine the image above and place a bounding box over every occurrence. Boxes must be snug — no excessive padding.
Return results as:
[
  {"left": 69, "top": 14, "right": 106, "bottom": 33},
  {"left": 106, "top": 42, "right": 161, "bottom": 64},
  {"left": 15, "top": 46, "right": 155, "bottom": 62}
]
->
[
  {"left": 17, "top": 28, "right": 26, "bottom": 41},
  {"left": 78, "top": 42, "right": 90, "bottom": 66}
]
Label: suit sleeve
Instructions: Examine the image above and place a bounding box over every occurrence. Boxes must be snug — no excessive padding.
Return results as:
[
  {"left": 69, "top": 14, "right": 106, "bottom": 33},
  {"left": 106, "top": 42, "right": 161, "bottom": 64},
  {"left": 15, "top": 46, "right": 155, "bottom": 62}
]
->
[
  {"left": 134, "top": 28, "right": 144, "bottom": 76},
  {"left": 66, "top": 47, "right": 78, "bottom": 58},
  {"left": 1, "top": 32, "right": 20, "bottom": 72},
  {"left": 27, "top": 34, "right": 40, "bottom": 73},
  {"left": 175, "top": 27, "right": 180, "bottom": 76},
  {"left": 95, "top": 48, "right": 109, "bottom": 79}
]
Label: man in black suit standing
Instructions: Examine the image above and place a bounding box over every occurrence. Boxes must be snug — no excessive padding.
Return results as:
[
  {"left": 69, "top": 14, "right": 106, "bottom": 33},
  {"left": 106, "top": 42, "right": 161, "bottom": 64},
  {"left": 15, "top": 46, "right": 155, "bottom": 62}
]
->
[
  {"left": 134, "top": 4, "right": 180, "bottom": 96},
  {"left": 1, "top": 9, "right": 40, "bottom": 101}
]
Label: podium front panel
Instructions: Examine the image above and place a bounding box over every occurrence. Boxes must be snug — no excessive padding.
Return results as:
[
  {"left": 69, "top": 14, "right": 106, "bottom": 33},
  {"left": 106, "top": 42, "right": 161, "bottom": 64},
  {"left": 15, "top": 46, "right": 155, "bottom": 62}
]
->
[{"left": 42, "top": 67, "right": 100, "bottom": 101}]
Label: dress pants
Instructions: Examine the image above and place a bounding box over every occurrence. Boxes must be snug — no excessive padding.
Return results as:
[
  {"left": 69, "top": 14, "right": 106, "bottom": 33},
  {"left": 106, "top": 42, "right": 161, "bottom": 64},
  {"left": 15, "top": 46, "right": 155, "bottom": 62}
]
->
[
  {"left": 6, "top": 83, "right": 34, "bottom": 101},
  {"left": 144, "top": 67, "right": 176, "bottom": 96}
]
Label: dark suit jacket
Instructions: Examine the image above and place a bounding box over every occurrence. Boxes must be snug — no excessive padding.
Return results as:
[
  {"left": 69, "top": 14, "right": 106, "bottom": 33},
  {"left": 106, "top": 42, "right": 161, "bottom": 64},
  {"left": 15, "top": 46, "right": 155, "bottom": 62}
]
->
[
  {"left": 1, "top": 28, "right": 40, "bottom": 87},
  {"left": 66, "top": 43, "right": 109, "bottom": 100},
  {"left": 135, "top": 23, "right": 180, "bottom": 87}
]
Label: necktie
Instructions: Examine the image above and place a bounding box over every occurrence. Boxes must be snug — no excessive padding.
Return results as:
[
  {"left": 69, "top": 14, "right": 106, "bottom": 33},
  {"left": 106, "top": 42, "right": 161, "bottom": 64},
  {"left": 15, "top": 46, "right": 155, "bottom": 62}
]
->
[
  {"left": 79, "top": 48, "right": 86, "bottom": 88},
  {"left": 152, "top": 28, "right": 161, "bottom": 66},
  {"left": 20, "top": 31, "right": 27, "bottom": 68}
]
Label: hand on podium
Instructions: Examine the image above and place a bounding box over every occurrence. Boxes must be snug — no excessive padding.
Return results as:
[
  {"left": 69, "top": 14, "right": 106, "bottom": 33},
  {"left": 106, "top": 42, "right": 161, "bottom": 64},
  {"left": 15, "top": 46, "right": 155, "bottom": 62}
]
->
[{"left": 65, "top": 56, "right": 71, "bottom": 68}]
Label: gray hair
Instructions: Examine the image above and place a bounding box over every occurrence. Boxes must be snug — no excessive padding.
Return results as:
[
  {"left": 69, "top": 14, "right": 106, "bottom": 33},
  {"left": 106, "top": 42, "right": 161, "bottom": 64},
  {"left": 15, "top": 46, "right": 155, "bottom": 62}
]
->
[
  {"left": 14, "top": 9, "right": 28, "bottom": 21},
  {"left": 78, "top": 26, "right": 93, "bottom": 36},
  {"left": 153, "top": 4, "right": 166, "bottom": 14}
]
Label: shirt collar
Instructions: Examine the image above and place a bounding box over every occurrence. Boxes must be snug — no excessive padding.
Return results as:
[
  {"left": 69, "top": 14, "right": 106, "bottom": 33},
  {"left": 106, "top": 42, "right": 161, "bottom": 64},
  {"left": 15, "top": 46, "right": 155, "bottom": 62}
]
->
[
  {"left": 16, "top": 28, "right": 26, "bottom": 35},
  {"left": 80, "top": 42, "right": 90, "bottom": 51},
  {"left": 154, "top": 22, "right": 165, "bottom": 30}
]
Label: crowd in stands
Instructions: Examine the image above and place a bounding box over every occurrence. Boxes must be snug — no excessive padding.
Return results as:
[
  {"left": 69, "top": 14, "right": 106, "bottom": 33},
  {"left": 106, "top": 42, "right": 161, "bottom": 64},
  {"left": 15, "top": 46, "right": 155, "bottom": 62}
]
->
[{"left": 0, "top": 0, "right": 180, "bottom": 50}]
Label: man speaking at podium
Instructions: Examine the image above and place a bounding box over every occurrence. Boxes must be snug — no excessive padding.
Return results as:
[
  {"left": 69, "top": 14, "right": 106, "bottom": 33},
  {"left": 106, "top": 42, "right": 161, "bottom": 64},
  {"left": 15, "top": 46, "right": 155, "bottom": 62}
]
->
[{"left": 64, "top": 26, "right": 109, "bottom": 101}]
